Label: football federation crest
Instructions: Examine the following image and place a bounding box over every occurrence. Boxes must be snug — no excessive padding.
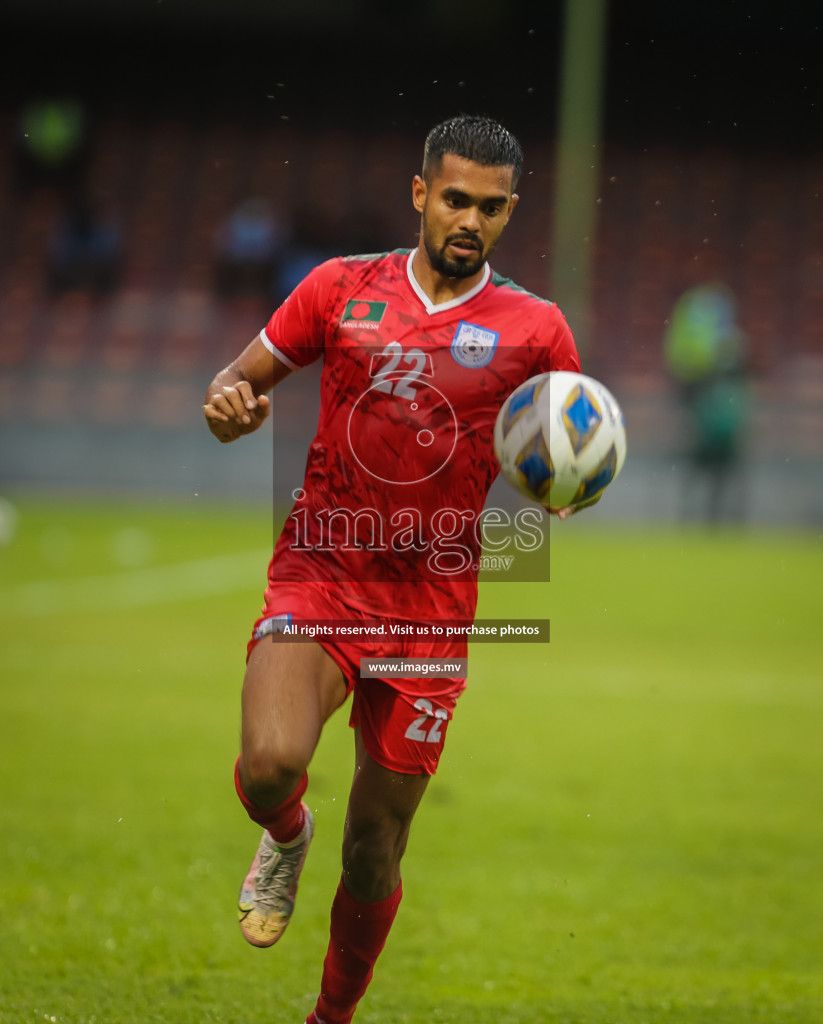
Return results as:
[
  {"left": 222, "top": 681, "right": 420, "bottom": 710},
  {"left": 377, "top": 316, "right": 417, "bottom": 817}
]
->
[{"left": 451, "top": 321, "right": 499, "bottom": 368}]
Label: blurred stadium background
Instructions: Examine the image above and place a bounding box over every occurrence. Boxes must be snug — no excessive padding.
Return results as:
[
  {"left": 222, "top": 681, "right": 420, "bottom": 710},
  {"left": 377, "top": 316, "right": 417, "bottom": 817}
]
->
[
  {"left": 0, "top": 0, "right": 821, "bottom": 522},
  {"left": 2, "top": 6, "right": 822, "bottom": 1022}
]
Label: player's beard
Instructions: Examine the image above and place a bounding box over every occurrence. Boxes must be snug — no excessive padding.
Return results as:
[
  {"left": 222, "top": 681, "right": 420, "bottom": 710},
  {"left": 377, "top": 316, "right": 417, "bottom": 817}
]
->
[{"left": 421, "top": 216, "right": 488, "bottom": 279}]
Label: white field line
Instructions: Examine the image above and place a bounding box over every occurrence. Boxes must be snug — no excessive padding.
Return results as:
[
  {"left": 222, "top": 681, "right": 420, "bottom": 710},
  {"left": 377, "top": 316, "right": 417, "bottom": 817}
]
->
[{"left": 2, "top": 550, "right": 270, "bottom": 614}]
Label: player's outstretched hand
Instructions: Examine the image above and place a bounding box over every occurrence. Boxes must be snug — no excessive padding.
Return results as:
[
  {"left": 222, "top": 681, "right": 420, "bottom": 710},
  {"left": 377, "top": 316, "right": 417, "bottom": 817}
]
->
[{"left": 204, "top": 379, "right": 270, "bottom": 443}]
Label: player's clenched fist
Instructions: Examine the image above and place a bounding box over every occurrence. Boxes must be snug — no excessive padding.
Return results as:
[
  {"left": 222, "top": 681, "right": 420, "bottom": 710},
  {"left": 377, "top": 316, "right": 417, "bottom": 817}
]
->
[{"left": 204, "top": 378, "right": 270, "bottom": 443}]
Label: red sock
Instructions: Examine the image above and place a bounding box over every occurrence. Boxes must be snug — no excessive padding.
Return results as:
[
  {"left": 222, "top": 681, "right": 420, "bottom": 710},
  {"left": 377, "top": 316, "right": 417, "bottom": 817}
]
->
[
  {"left": 309, "top": 878, "right": 403, "bottom": 1024},
  {"left": 233, "top": 756, "right": 308, "bottom": 844}
]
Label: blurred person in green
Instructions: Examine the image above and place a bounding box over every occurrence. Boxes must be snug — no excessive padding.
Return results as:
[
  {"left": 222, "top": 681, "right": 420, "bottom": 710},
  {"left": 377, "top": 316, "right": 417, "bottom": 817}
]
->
[
  {"left": 14, "top": 96, "right": 91, "bottom": 194},
  {"left": 664, "top": 281, "right": 752, "bottom": 523}
]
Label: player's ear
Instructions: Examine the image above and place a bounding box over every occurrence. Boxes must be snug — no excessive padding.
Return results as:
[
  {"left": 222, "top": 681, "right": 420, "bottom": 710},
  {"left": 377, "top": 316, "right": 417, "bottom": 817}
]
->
[
  {"left": 412, "top": 174, "right": 427, "bottom": 214},
  {"left": 506, "top": 193, "right": 519, "bottom": 221}
]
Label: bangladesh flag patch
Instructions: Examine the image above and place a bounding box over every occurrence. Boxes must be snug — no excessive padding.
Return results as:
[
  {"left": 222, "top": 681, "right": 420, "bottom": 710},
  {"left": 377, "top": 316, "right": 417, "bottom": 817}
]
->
[{"left": 341, "top": 299, "right": 387, "bottom": 329}]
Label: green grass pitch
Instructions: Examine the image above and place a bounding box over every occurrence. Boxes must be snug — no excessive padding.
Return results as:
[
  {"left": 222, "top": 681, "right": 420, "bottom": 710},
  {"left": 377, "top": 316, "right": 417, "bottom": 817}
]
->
[{"left": 1, "top": 497, "right": 821, "bottom": 1024}]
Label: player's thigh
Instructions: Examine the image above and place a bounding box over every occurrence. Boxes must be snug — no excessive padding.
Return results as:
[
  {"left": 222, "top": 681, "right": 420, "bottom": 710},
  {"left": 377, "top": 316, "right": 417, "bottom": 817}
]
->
[{"left": 241, "top": 636, "right": 347, "bottom": 772}]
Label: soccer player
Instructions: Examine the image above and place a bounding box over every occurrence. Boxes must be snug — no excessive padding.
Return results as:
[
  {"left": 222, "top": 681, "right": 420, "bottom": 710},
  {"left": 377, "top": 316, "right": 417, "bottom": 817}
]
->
[{"left": 203, "top": 115, "right": 584, "bottom": 1024}]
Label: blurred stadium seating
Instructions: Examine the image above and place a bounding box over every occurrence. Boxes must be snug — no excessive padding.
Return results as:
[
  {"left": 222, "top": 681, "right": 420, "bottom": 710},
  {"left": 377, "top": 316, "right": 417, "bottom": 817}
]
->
[{"left": 0, "top": 112, "right": 821, "bottom": 514}]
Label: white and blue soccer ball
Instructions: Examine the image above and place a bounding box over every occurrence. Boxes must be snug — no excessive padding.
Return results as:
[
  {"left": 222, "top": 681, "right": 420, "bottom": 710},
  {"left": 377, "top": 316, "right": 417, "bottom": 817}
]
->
[{"left": 494, "top": 371, "right": 627, "bottom": 509}]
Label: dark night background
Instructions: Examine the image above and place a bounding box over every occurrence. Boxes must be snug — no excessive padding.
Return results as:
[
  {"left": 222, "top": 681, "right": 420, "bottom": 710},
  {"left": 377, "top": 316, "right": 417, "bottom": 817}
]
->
[{"left": 2, "top": 0, "right": 820, "bottom": 149}]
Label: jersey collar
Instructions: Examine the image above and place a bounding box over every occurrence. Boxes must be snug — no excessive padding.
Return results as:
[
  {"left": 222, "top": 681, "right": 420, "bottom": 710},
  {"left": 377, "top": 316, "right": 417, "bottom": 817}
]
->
[{"left": 406, "top": 248, "right": 490, "bottom": 315}]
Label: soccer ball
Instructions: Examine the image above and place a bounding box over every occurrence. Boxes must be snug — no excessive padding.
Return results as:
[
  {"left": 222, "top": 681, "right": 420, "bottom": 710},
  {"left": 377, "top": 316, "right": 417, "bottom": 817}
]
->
[{"left": 494, "top": 371, "right": 627, "bottom": 509}]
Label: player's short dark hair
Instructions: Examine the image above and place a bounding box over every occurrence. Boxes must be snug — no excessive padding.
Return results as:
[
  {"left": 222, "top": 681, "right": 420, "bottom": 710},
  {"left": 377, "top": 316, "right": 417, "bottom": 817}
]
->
[{"left": 422, "top": 115, "right": 524, "bottom": 188}]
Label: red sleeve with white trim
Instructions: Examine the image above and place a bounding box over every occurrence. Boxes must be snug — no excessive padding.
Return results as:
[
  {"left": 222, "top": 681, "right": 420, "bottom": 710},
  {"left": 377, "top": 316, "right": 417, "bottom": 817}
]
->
[{"left": 260, "top": 259, "right": 340, "bottom": 369}]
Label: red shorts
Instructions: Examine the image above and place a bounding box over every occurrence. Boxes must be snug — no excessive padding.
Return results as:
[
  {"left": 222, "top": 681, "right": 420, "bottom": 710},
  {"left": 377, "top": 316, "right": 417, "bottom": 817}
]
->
[
  {"left": 248, "top": 581, "right": 467, "bottom": 776},
  {"left": 350, "top": 677, "right": 460, "bottom": 776}
]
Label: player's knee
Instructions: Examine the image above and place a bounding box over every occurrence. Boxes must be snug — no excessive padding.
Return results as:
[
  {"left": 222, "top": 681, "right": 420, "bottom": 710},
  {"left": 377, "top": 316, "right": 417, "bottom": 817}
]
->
[{"left": 240, "top": 747, "right": 307, "bottom": 807}]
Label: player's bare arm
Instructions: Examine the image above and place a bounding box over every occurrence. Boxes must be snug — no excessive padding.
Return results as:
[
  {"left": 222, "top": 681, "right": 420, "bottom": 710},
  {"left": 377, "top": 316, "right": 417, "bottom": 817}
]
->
[{"left": 204, "top": 335, "right": 292, "bottom": 443}]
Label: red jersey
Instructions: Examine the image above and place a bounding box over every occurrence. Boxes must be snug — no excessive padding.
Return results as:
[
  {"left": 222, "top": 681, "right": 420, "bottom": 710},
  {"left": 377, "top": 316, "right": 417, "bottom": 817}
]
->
[{"left": 260, "top": 248, "right": 580, "bottom": 622}]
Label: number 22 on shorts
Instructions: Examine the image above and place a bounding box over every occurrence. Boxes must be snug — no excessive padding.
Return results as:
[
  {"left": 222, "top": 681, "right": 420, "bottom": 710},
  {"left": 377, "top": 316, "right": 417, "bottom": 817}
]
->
[{"left": 404, "top": 697, "right": 449, "bottom": 743}]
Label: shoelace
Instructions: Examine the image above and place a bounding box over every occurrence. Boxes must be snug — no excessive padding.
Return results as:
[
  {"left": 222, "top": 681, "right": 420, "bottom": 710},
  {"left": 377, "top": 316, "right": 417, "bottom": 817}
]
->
[{"left": 255, "top": 835, "right": 306, "bottom": 907}]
